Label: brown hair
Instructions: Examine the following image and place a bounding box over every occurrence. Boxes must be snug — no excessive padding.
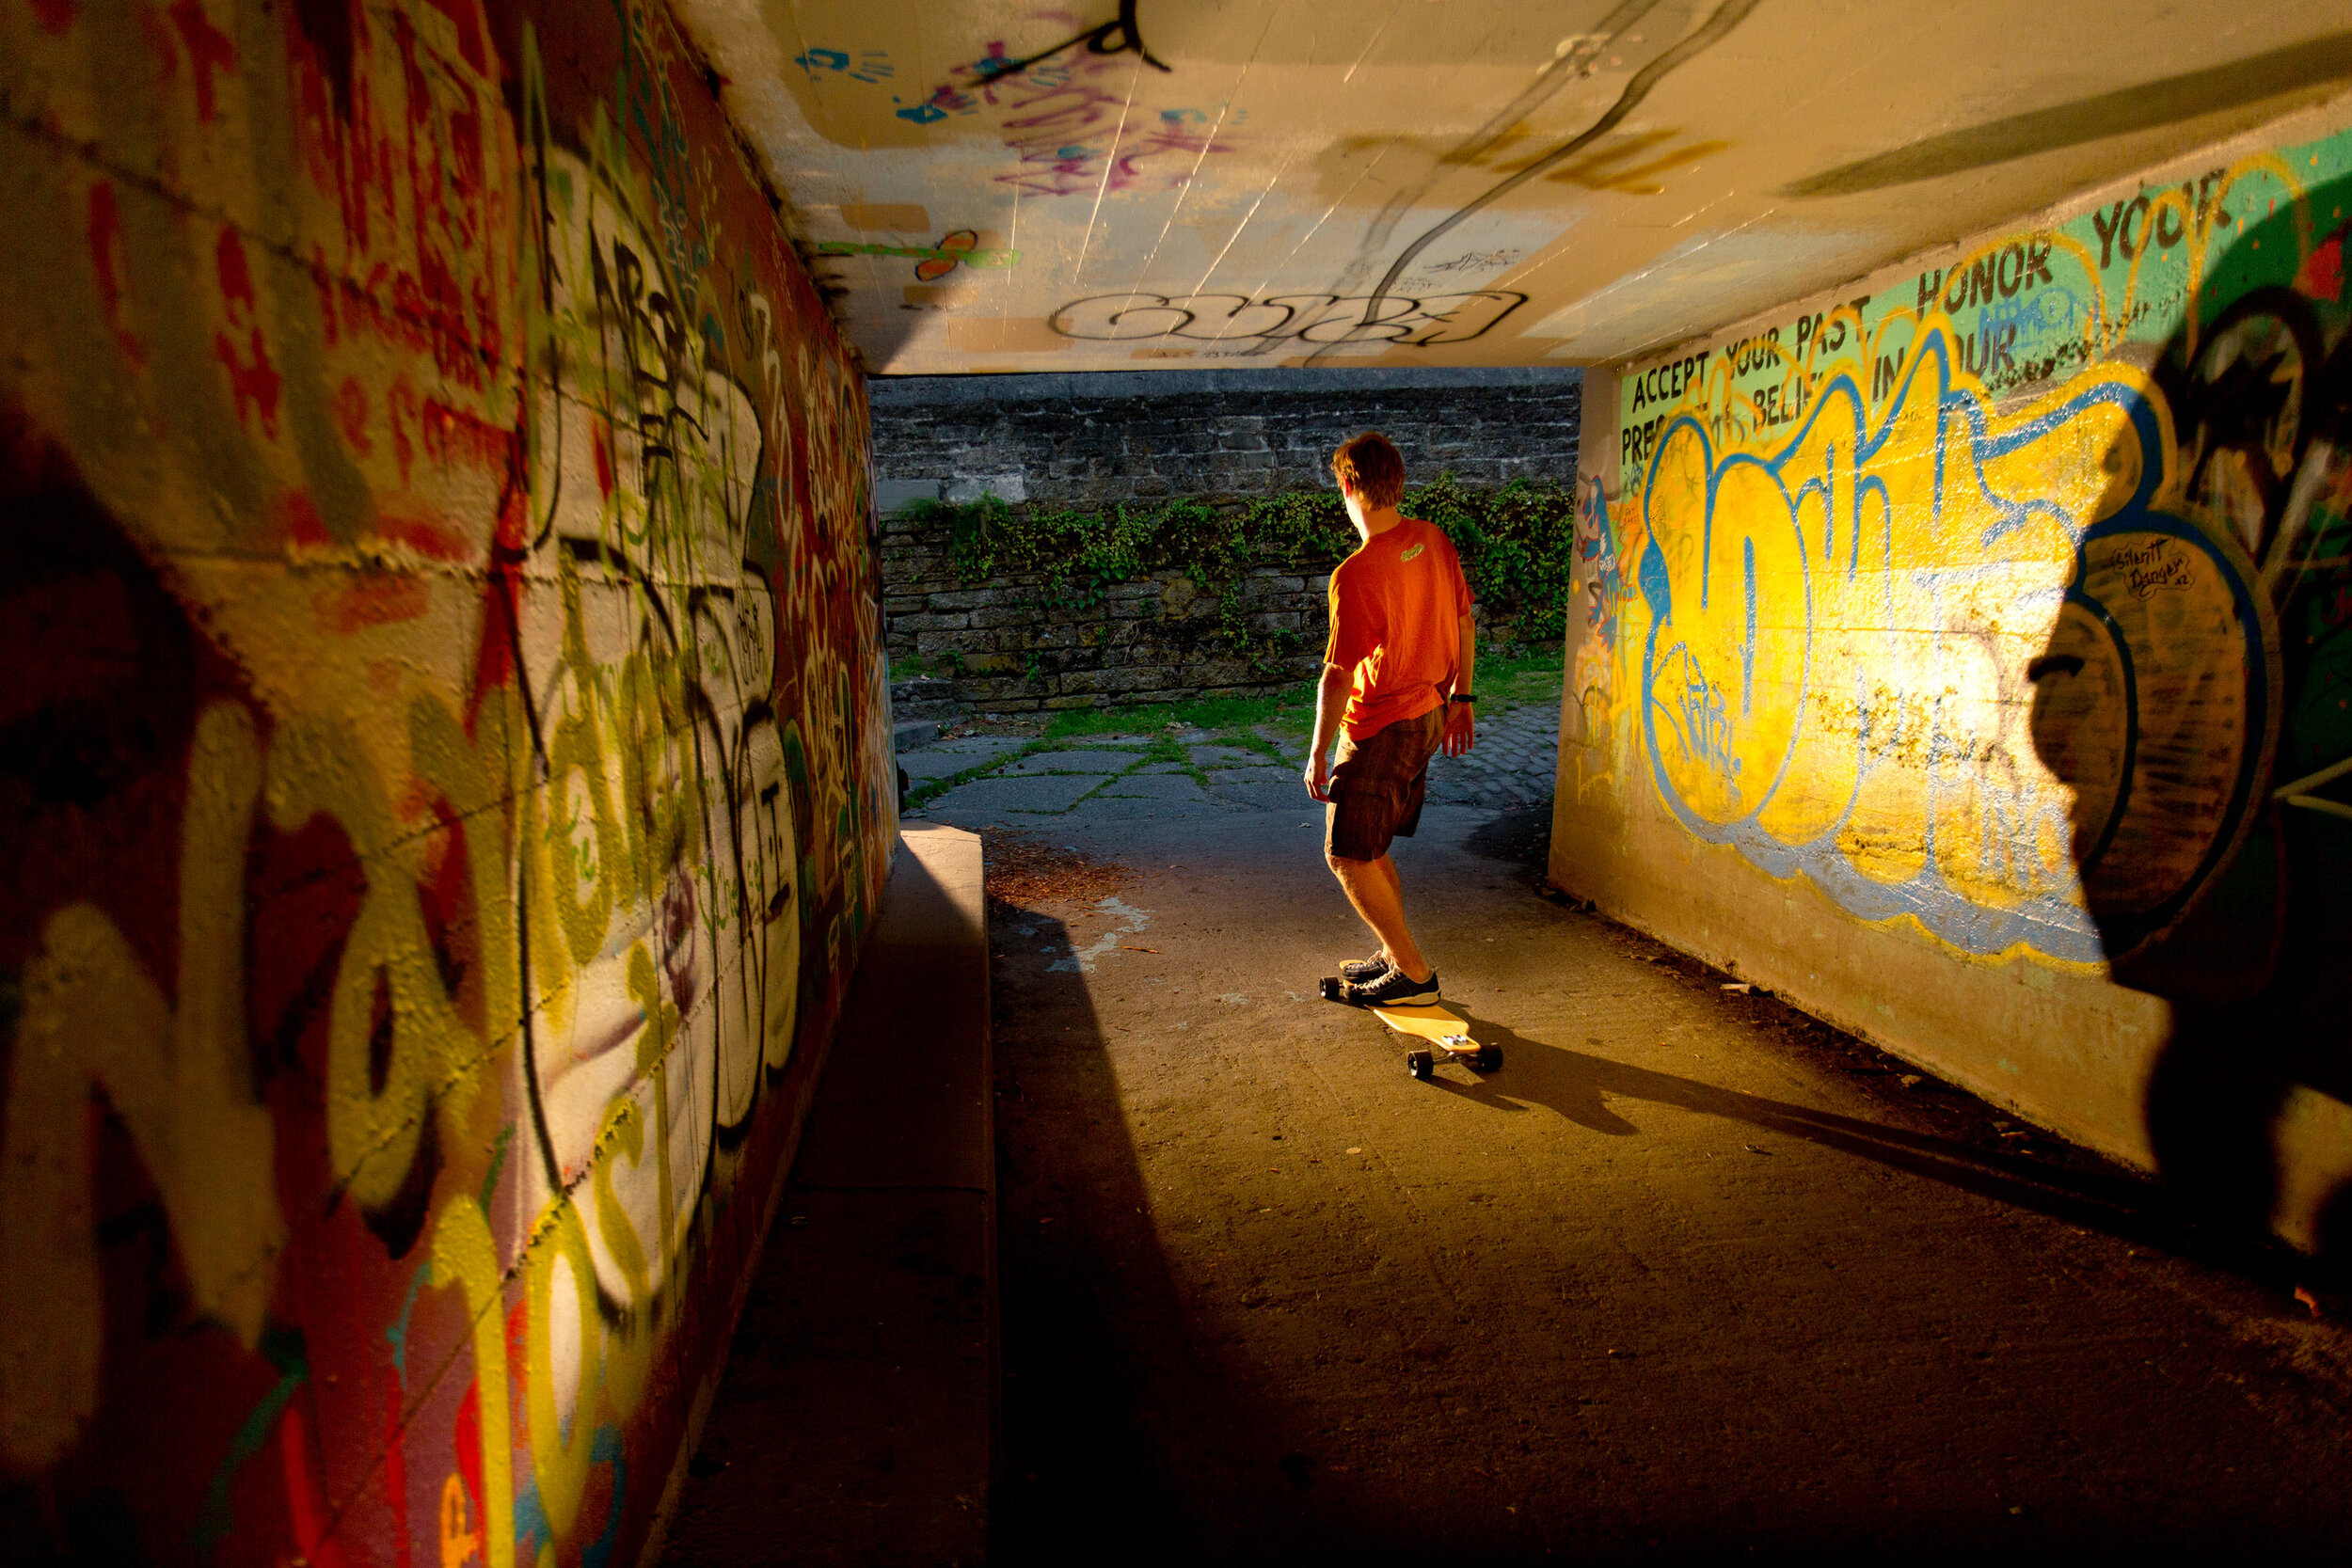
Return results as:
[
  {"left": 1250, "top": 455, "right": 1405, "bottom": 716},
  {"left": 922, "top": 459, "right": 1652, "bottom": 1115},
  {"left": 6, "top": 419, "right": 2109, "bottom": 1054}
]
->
[{"left": 1330, "top": 431, "right": 1406, "bottom": 508}]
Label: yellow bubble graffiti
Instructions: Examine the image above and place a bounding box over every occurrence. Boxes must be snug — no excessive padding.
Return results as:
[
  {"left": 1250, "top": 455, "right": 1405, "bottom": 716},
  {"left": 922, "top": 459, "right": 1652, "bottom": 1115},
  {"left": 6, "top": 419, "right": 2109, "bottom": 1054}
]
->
[
  {"left": 432, "top": 1196, "right": 514, "bottom": 1568},
  {"left": 0, "top": 704, "right": 283, "bottom": 1467},
  {"left": 524, "top": 1196, "right": 602, "bottom": 1541}
]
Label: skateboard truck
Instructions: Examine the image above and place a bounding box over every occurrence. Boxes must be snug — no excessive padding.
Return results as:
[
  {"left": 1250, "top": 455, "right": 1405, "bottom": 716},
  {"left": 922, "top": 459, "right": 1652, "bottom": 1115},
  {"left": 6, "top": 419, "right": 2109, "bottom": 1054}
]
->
[
  {"left": 1406, "top": 1034, "right": 1502, "bottom": 1080},
  {"left": 1318, "top": 977, "right": 1502, "bottom": 1078}
]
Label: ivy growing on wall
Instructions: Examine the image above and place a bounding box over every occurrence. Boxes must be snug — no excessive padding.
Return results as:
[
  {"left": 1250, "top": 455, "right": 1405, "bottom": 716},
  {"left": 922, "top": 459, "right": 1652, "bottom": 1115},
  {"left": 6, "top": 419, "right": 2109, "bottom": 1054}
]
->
[{"left": 901, "top": 475, "right": 1575, "bottom": 671}]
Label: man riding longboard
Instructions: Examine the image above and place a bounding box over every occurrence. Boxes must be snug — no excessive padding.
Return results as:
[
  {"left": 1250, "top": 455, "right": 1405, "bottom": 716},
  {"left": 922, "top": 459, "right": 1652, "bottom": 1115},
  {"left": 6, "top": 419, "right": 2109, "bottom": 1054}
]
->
[{"left": 1305, "top": 431, "right": 1476, "bottom": 1007}]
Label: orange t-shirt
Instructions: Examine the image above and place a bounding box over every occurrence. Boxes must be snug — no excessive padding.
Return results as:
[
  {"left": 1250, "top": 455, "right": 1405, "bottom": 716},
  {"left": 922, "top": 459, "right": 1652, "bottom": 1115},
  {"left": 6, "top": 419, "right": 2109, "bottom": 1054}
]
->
[{"left": 1324, "top": 516, "right": 1474, "bottom": 740}]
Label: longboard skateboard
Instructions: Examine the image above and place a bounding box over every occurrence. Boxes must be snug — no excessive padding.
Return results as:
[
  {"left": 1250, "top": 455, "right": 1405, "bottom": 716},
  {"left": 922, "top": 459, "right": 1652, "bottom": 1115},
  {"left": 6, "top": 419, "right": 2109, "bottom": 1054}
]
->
[{"left": 1318, "top": 978, "right": 1502, "bottom": 1079}]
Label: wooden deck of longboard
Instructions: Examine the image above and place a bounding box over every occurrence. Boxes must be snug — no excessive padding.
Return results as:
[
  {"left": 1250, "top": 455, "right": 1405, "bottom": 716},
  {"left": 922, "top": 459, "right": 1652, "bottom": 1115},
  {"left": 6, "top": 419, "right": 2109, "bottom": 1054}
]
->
[
  {"left": 1317, "top": 981, "right": 1498, "bottom": 1074},
  {"left": 1369, "top": 1004, "right": 1478, "bottom": 1053}
]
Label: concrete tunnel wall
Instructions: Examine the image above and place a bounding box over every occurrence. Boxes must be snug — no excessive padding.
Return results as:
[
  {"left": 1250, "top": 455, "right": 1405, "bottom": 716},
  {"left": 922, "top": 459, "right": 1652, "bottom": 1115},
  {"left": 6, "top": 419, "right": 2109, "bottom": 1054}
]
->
[
  {"left": 1552, "top": 98, "right": 2352, "bottom": 1257},
  {"left": 0, "top": 3, "right": 892, "bottom": 1565}
]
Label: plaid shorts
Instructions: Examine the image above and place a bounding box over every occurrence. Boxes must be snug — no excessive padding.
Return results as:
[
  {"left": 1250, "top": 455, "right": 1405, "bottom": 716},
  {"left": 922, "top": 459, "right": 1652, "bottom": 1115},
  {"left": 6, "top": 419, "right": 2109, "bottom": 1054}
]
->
[{"left": 1326, "top": 705, "right": 1446, "bottom": 862}]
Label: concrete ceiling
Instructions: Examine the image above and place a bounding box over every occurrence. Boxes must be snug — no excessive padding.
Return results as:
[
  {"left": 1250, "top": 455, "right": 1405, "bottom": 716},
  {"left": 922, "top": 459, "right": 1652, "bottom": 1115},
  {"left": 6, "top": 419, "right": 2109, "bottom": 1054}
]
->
[{"left": 675, "top": 1, "right": 2352, "bottom": 374}]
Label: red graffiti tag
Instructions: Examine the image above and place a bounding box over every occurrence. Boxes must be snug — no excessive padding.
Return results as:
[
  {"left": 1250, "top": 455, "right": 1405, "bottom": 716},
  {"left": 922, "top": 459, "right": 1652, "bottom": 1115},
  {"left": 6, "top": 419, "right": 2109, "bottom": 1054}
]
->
[
  {"left": 278, "top": 1403, "right": 355, "bottom": 1568},
  {"left": 373, "top": 513, "right": 468, "bottom": 560},
  {"left": 167, "top": 0, "right": 237, "bottom": 123},
  {"left": 216, "top": 224, "right": 257, "bottom": 318},
  {"left": 86, "top": 182, "right": 144, "bottom": 365},
  {"left": 310, "top": 245, "right": 340, "bottom": 343},
  {"left": 213, "top": 329, "right": 279, "bottom": 436},
  {"left": 214, "top": 227, "right": 280, "bottom": 437},
  {"left": 320, "top": 574, "right": 431, "bottom": 633},
  {"left": 419, "top": 396, "right": 514, "bottom": 472},
  {"left": 278, "top": 488, "right": 334, "bottom": 547},
  {"left": 421, "top": 0, "right": 485, "bottom": 72},
  {"left": 462, "top": 387, "right": 532, "bottom": 731},
  {"left": 387, "top": 374, "right": 418, "bottom": 486}
]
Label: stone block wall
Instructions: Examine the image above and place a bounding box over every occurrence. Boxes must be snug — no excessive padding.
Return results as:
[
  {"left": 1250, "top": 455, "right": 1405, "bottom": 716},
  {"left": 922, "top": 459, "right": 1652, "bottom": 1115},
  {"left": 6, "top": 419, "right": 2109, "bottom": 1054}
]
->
[
  {"left": 872, "top": 364, "right": 1581, "bottom": 509},
  {"left": 872, "top": 368, "right": 1580, "bottom": 710},
  {"left": 882, "top": 520, "right": 1332, "bottom": 712}
]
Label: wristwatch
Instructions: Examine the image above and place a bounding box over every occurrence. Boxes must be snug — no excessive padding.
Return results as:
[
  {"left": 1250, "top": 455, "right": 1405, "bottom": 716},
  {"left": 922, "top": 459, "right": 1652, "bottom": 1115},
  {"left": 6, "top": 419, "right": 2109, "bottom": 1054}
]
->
[{"left": 1450, "top": 693, "right": 1476, "bottom": 704}]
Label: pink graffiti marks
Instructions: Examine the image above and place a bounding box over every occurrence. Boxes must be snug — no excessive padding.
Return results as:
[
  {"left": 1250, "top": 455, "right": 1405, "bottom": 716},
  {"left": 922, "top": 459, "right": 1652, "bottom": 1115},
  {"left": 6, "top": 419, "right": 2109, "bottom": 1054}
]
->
[
  {"left": 997, "top": 89, "right": 1231, "bottom": 198},
  {"left": 882, "top": 3, "right": 1231, "bottom": 198},
  {"left": 0, "top": 3, "right": 889, "bottom": 1567}
]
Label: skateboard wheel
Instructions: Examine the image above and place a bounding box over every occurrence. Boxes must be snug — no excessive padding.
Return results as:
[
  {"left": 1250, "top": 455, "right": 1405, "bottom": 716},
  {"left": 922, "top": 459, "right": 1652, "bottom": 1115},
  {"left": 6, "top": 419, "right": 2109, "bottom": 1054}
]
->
[
  {"left": 1474, "top": 1045, "right": 1502, "bottom": 1072},
  {"left": 1406, "top": 1050, "right": 1434, "bottom": 1080},
  {"left": 1319, "top": 975, "right": 1345, "bottom": 1002}
]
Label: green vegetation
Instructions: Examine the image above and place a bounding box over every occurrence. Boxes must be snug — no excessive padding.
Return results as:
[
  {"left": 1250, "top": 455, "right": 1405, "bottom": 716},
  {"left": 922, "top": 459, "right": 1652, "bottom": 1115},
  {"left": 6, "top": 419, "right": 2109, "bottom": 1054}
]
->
[
  {"left": 1041, "top": 643, "right": 1563, "bottom": 752},
  {"left": 900, "top": 473, "right": 1579, "bottom": 670},
  {"left": 902, "top": 643, "right": 1565, "bottom": 811},
  {"left": 1476, "top": 644, "right": 1575, "bottom": 712},
  {"left": 1043, "top": 685, "right": 1313, "bottom": 760}
]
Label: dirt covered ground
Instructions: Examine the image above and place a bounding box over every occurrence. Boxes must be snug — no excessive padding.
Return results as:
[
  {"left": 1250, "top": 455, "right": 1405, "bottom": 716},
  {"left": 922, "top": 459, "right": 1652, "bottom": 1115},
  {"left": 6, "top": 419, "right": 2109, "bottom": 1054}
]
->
[{"left": 981, "top": 805, "right": 2352, "bottom": 1563}]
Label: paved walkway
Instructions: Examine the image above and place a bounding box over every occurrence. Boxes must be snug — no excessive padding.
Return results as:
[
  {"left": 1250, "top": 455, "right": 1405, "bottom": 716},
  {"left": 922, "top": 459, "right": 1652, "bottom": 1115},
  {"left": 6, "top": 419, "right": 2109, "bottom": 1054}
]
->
[
  {"left": 1422, "top": 700, "right": 1560, "bottom": 810},
  {"left": 965, "top": 806, "right": 2352, "bottom": 1562},
  {"left": 901, "top": 696, "right": 1563, "bottom": 828}
]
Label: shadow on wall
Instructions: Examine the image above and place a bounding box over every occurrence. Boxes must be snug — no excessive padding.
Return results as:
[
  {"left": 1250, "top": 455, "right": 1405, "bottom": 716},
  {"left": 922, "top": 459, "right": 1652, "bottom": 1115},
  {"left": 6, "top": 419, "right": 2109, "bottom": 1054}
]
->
[{"left": 2028, "top": 171, "right": 2352, "bottom": 1267}]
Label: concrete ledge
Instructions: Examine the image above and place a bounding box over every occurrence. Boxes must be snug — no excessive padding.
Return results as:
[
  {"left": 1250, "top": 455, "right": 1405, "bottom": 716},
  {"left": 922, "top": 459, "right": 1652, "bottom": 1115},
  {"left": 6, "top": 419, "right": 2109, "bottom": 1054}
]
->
[{"left": 661, "top": 826, "right": 993, "bottom": 1567}]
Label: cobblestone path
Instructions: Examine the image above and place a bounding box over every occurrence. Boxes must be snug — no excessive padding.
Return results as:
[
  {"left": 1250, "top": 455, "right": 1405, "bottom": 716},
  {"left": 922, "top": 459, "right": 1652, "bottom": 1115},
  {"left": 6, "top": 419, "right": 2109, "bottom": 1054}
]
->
[
  {"left": 1424, "top": 698, "right": 1560, "bottom": 809},
  {"left": 901, "top": 693, "right": 1562, "bottom": 827}
]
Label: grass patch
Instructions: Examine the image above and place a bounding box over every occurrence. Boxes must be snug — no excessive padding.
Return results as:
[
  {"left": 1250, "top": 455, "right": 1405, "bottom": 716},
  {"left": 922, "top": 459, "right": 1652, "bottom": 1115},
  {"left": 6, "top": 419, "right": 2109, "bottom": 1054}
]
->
[
  {"left": 1477, "top": 644, "right": 1567, "bottom": 712},
  {"left": 1033, "top": 642, "right": 1562, "bottom": 757},
  {"left": 1041, "top": 705, "right": 1168, "bottom": 740},
  {"left": 910, "top": 641, "right": 1565, "bottom": 812},
  {"left": 902, "top": 738, "right": 1054, "bottom": 810},
  {"left": 1043, "top": 683, "right": 1320, "bottom": 757}
]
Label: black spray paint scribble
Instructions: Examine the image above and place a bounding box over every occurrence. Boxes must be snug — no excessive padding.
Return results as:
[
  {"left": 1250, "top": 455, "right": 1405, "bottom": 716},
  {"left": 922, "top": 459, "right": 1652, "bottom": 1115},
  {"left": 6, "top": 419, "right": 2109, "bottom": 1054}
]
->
[
  {"left": 1313, "top": 0, "right": 1761, "bottom": 363},
  {"left": 966, "top": 0, "right": 1171, "bottom": 87},
  {"left": 1049, "top": 290, "right": 1527, "bottom": 347},
  {"left": 1324, "top": 0, "right": 1668, "bottom": 304}
]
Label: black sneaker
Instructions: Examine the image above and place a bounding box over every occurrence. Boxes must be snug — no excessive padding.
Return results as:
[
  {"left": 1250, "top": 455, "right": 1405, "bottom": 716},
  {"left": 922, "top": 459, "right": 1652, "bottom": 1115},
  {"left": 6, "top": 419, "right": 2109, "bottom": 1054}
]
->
[
  {"left": 1339, "top": 951, "right": 1392, "bottom": 983},
  {"left": 1342, "top": 966, "right": 1441, "bottom": 1007}
]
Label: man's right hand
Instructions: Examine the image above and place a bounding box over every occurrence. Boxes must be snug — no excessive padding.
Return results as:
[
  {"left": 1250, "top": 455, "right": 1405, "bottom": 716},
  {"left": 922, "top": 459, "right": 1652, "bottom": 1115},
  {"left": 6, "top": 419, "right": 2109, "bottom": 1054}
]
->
[
  {"left": 1304, "top": 752, "right": 1331, "bottom": 802},
  {"left": 1441, "top": 699, "right": 1476, "bottom": 757}
]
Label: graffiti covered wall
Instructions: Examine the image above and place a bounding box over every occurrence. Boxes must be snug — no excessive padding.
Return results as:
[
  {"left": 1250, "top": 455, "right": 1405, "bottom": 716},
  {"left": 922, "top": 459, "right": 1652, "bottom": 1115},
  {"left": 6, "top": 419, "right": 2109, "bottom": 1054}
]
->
[
  {"left": 677, "top": 2, "right": 2352, "bottom": 375},
  {"left": 0, "top": 1, "right": 890, "bottom": 1563},
  {"left": 1555, "top": 104, "right": 2352, "bottom": 1249}
]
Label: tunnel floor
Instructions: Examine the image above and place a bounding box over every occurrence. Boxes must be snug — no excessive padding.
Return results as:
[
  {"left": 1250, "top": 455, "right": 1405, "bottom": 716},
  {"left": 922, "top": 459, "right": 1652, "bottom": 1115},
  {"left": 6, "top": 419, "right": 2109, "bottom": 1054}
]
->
[{"left": 977, "top": 802, "right": 2352, "bottom": 1562}]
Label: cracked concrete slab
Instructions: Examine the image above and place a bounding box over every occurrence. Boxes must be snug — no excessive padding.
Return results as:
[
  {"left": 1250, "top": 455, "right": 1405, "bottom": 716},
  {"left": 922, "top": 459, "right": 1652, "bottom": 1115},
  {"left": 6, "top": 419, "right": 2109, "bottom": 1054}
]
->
[
  {"left": 898, "top": 736, "right": 1031, "bottom": 781},
  {"left": 988, "top": 806, "right": 2352, "bottom": 1563},
  {"left": 929, "top": 774, "right": 1103, "bottom": 815},
  {"left": 1097, "top": 772, "right": 1211, "bottom": 802},
  {"left": 1213, "top": 781, "right": 1309, "bottom": 812},
  {"left": 1005, "top": 751, "right": 1142, "bottom": 775},
  {"left": 1055, "top": 796, "right": 1236, "bottom": 822}
]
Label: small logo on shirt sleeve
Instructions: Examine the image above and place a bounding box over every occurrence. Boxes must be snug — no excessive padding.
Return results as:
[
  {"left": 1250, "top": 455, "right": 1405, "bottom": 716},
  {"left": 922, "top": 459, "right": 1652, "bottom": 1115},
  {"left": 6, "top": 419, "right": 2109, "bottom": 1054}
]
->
[{"left": 1399, "top": 543, "right": 1425, "bottom": 562}]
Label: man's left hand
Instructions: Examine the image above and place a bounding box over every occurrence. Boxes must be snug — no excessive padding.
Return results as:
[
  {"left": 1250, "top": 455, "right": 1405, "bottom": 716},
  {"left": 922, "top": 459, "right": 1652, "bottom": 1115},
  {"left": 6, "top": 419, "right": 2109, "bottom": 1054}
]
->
[{"left": 1442, "top": 701, "right": 1476, "bottom": 757}]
